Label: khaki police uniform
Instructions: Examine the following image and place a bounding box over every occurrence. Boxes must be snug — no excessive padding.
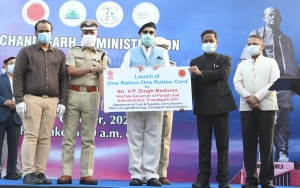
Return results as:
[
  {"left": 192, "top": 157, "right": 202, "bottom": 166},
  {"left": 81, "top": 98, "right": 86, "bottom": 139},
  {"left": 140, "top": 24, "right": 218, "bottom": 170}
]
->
[
  {"left": 61, "top": 45, "right": 109, "bottom": 177},
  {"left": 158, "top": 61, "right": 176, "bottom": 178}
]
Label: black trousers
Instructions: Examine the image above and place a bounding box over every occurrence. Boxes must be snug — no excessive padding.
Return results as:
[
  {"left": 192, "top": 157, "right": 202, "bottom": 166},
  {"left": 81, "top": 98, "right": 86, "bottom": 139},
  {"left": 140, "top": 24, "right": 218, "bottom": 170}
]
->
[
  {"left": 240, "top": 110, "right": 275, "bottom": 185},
  {"left": 196, "top": 113, "right": 229, "bottom": 183},
  {"left": 0, "top": 111, "right": 21, "bottom": 174}
]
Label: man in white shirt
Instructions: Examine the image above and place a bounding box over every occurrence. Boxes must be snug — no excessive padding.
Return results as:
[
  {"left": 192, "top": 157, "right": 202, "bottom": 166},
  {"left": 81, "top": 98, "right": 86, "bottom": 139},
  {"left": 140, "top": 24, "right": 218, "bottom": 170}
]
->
[
  {"left": 234, "top": 35, "right": 280, "bottom": 188},
  {"left": 120, "top": 22, "right": 169, "bottom": 187}
]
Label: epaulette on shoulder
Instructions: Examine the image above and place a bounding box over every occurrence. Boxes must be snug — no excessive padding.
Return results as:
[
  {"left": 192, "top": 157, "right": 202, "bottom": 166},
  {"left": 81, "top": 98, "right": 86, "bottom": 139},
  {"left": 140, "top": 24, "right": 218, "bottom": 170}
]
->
[
  {"left": 96, "top": 48, "right": 108, "bottom": 55},
  {"left": 170, "top": 60, "right": 176, "bottom": 65},
  {"left": 71, "top": 45, "right": 82, "bottom": 49}
]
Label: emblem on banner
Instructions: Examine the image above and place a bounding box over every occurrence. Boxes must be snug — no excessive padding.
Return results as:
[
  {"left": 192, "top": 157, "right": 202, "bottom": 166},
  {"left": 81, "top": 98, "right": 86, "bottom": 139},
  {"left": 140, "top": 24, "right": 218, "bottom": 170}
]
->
[
  {"left": 132, "top": 2, "right": 160, "bottom": 27},
  {"left": 59, "top": 0, "right": 86, "bottom": 27},
  {"left": 107, "top": 70, "right": 114, "bottom": 80},
  {"left": 96, "top": 1, "right": 123, "bottom": 28},
  {"left": 178, "top": 69, "right": 186, "bottom": 77},
  {"left": 22, "top": 0, "right": 50, "bottom": 25}
]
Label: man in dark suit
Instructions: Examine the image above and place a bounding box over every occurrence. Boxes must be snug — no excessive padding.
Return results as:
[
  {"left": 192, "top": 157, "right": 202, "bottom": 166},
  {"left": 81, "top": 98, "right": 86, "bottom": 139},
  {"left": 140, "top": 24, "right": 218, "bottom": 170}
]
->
[
  {"left": 189, "top": 30, "right": 237, "bottom": 188},
  {"left": 0, "top": 57, "right": 22, "bottom": 180}
]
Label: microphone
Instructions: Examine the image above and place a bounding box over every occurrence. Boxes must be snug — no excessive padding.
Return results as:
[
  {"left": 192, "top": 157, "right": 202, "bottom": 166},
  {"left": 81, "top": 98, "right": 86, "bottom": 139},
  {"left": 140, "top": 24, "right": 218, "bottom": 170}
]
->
[{"left": 157, "top": 56, "right": 163, "bottom": 60}]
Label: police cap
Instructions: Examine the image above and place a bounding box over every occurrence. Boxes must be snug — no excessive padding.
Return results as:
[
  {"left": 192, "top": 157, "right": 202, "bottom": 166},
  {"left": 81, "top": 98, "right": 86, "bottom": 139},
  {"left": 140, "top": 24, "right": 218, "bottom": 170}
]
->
[{"left": 80, "top": 19, "right": 98, "bottom": 30}]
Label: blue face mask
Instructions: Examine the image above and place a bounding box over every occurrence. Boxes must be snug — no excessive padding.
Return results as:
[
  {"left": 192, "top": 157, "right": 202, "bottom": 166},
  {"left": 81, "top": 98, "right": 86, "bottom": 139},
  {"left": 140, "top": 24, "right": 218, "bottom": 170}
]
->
[
  {"left": 7, "top": 64, "right": 15, "bottom": 74},
  {"left": 37, "top": 32, "right": 51, "bottom": 44},
  {"left": 141, "top": 34, "right": 154, "bottom": 47},
  {"left": 247, "top": 45, "right": 260, "bottom": 56}
]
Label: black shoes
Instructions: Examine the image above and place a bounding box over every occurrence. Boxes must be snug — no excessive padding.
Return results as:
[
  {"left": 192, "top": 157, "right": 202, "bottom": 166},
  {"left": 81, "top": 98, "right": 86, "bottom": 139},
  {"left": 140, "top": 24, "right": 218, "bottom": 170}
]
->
[
  {"left": 36, "top": 173, "right": 52, "bottom": 184},
  {"left": 219, "top": 182, "right": 231, "bottom": 188},
  {"left": 192, "top": 180, "right": 211, "bottom": 188},
  {"left": 242, "top": 183, "right": 259, "bottom": 188},
  {"left": 129, "top": 178, "right": 143, "bottom": 186},
  {"left": 147, "top": 178, "right": 162, "bottom": 186},
  {"left": 3, "top": 173, "right": 19, "bottom": 180},
  {"left": 261, "top": 183, "right": 276, "bottom": 188},
  {"left": 23, "top": 172, "right": 43, "bottom": 184}
]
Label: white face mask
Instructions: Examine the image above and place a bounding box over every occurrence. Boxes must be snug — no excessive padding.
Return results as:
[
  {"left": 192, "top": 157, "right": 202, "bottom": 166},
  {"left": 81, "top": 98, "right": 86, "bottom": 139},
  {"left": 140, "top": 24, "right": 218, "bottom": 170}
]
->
[
  {"left": 81, "top": 35, "right": 97, "bottom": 47},
  {"left": 2, "top": 68, "right": 6, "bottom": 74},
  {"left": 202, "top": 43, "right": 216, "bottom": 54},
  {"left": 7, "top": 64, "right": 15, "bottom": 74},
  {"left": 247, "top": 45, "right": 260, "bottom": 56}
]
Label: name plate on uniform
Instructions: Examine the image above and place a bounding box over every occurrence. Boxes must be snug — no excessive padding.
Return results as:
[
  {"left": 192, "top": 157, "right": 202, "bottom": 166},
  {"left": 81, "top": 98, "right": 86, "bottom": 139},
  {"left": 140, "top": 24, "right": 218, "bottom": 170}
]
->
[{"left": 103, "top": 67, "right": 193, "bottom": 112}]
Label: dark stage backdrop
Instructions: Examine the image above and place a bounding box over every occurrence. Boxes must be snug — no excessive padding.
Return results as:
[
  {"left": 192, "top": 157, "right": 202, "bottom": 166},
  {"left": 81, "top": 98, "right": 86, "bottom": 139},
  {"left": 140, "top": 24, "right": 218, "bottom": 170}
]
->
[{"left": 0, "top": 0, "right": 299, "bottom": 183}]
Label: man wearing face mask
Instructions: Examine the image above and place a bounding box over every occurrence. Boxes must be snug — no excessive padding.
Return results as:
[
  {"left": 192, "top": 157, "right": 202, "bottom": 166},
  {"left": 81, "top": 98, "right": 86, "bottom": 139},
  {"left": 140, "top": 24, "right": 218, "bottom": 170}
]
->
[
  {"left": 120, "top": 22, "right": 170, "bottom": 187},
  {"left": 13, "top": 19, "right": 68, "bottom": 184},
  {"left": 0, "top": 57, "right": 22, "bottom": 180},
  {"left": 188, "top": 30, "right": 237, "bottom": 188},
  {"left": 234, "top": 35, "right": 280, "bottom": 188},
  {"left": 240, "top": 7, "right": 297, "bottom": 162},
  {"left": 57, "top": 19, "right": 108, "bottom": 185}
]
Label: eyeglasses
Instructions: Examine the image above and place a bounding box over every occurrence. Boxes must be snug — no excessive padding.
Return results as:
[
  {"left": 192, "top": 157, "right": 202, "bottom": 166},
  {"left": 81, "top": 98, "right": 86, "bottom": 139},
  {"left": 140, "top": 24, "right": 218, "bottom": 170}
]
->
[{"left": 142, "top": 30, "right": 155, "bottom": 35}]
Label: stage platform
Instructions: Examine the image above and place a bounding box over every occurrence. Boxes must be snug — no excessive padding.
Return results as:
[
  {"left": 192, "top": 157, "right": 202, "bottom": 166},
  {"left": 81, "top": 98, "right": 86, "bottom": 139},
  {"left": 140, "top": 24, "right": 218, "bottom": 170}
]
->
[{"left": 0, "top": 180, "right": 300, "bottom": 188}]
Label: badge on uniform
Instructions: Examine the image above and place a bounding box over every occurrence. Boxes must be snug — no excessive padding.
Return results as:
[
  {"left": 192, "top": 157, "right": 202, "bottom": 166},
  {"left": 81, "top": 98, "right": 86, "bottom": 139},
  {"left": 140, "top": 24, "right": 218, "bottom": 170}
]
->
[
  {"left": 75, "top": 56, "right": 84, "bottom": 59},
  {"left": 92, "top": 58, "right": 101, "bottom": 62}
]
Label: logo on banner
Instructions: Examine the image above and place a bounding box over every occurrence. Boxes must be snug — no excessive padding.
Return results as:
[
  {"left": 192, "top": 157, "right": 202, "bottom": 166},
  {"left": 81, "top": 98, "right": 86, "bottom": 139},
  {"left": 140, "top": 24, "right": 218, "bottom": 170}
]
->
[
  {"left": 96, "top": 1, "right": 123, "bottom": 28},
  {"left": 132, "top": 2, "right": 160, "bottom": 27},
  {"left": 59, "top": 1, "right": 86, "bottom": 27},
  {"left": 22, "top": 0, "right": 49, "bottom": 25},
  {"left": 178, "top": 69, "right": 186, "bottom": 77},
  {"left": 107, "top": 70, "right": 114, "bottom": 80}
]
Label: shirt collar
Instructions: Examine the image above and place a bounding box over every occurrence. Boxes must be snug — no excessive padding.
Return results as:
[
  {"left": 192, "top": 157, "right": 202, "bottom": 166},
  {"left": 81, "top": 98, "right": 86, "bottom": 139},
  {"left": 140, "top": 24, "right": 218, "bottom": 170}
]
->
[
  {"left": 35, "top": 43, "right": 54, "bottom": 51},
  {"left": 250, "top": 54, "right": 263, "bottom": 62},
  {"left": 140, "top": 44, "right": 155, "bottom": 50},
  {"left": 81, "top": 46, "right": 97, "bottom": 53},
  {"left": 203, "top": 52, "right": 217, "bottom": 58}
]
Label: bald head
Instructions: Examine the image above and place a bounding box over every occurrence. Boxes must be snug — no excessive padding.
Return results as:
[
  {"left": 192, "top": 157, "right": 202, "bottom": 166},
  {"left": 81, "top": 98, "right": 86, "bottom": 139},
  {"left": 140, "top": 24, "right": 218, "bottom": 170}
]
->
[{"left": 263, "top": 7, "right": 282, "bottom": 29}]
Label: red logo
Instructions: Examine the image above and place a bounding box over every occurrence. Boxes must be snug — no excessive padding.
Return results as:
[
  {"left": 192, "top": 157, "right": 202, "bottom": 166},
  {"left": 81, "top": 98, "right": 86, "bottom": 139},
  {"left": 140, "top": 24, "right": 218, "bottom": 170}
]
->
[
  {"left": 178, "top": 69, "right": 186, "bottom": 77},
  {"left": 107, "top": 70, "right": 114, "bottom": 80},
  {"left": 27, "top": 4, "right": 45, "bottom": 21},
  {"left": 22, "top": 1, "right": 49, "bottom": 25}
]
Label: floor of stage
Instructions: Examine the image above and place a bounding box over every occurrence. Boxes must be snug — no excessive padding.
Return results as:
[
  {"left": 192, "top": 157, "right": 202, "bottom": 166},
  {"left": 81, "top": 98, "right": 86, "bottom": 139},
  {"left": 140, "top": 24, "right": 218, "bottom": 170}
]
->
[{"left": 0, "top": 179, "right": 299, "bottom": 188}]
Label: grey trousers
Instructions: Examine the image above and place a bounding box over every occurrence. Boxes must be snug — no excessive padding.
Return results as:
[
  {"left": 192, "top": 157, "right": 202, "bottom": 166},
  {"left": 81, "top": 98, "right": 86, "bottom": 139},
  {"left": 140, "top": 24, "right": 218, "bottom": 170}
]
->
[{"left": 127, "top": 111, "right": 163, "bottom": 181}]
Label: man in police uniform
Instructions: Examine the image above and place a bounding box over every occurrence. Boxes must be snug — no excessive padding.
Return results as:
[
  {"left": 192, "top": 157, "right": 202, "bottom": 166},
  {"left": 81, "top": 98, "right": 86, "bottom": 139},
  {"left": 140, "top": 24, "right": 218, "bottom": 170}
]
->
[
  {"left": 240, "top": 7, "right": 297, "bottom": 162},
  {"left": 154, "top": 37, "right": 176, "bottom": 185},
  {"left": 57, "top": 20, "right": 109, "bottom": 185}
]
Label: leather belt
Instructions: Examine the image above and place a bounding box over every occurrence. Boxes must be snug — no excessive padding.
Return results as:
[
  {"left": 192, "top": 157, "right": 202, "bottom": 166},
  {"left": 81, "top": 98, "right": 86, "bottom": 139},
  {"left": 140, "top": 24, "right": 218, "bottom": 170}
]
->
[
  {"left": 28, "top": 94, "right": 56, "bottom": 98},
  {"left": 69, "top": 85, "right": 99, "bottom": 92}
]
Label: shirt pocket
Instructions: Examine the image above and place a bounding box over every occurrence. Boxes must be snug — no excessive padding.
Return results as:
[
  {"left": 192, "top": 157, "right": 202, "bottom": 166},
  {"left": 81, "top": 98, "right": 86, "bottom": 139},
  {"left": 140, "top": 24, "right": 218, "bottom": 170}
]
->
[
  {"left": 75, "top": 58, "right": 84, "bottom": 68},
  {"left": 52, "top": 62, "right": 60, "bottom": 74}
]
